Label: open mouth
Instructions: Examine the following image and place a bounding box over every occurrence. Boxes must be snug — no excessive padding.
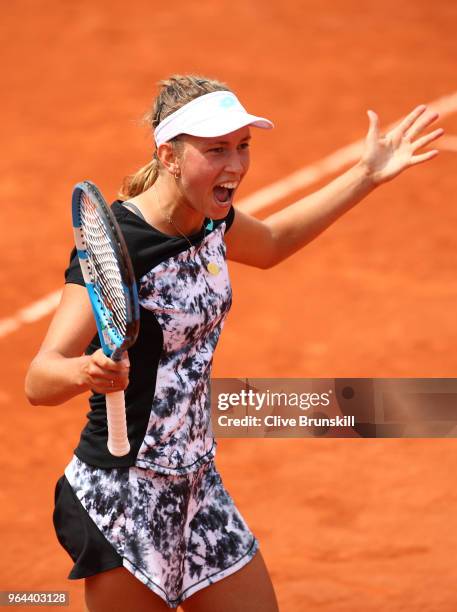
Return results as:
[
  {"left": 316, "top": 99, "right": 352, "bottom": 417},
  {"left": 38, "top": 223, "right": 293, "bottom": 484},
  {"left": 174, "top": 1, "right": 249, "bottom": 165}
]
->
[{"left": 213, "top": 181, "right": 238, "bottom": 207}]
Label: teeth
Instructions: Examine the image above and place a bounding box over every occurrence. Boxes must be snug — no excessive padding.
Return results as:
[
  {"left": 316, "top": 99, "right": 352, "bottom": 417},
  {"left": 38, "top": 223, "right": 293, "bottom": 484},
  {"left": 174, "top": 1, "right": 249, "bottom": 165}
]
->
[{"left": 218, "top": 182, "right": 238, "bottom": 189}]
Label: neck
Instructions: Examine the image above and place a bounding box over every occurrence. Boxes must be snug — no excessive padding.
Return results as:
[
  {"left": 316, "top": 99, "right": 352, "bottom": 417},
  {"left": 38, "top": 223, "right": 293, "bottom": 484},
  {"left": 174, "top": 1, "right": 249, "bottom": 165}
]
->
[{"left": 132, "top": 176, "right": 204, "bottom": 236}]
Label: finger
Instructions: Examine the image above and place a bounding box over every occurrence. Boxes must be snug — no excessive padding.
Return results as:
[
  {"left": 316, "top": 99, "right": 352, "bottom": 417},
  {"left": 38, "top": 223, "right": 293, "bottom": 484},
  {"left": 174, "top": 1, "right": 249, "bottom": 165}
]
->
[
  {"left": 91, "top": 350, "right": 117, "bottom": 369},
  {"left": 366, "top": 110, "right": 379, "bottom": 139},
  {"left": 90, "top": 372, "right": 129, "bottom": 387},
  {"left": 88, "top": 361, "right": 117, "bottom": 378},
  {"left": 393, "top": 104, "right": 427, "bottom": 137},
  {"left": 92, "top": 351, "right": 128, "bottom": 372},
  {"left": 405, "top": 111, "right": 440, "bottom": 141},
  {"left": 411, "top": 128, "right": 444, "bottom": 152},
  {"left": 113, "top": 358, "right": 130, "bottom": 372},
  {"left": 90, "top": 375, "right": 129, "bottom": 393},
  {"left": 410, "top": 150, "right": 439, "bottom": 165},
  {"left": 87, "top": 359, "right": 129, "bottom": 380}
]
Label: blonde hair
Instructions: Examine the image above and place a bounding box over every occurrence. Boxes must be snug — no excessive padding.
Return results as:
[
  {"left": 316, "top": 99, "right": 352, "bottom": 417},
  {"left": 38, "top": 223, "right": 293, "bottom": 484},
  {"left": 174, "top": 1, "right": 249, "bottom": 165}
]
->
[{"left": 118, "top": 75, "right": 231, "bottom": 200}]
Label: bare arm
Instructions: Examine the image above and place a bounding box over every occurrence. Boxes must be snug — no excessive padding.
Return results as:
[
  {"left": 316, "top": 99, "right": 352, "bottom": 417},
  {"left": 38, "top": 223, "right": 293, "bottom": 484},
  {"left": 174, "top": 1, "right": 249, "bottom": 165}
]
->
[
  {"left": 25, "top": 284, "right": 129, "bottom": 406},
  {"left": 226, "top": 105, "right": 444, "bottom": 268},
  {"left": 226, "top": 161, "right": 374, "bottom": 268}
]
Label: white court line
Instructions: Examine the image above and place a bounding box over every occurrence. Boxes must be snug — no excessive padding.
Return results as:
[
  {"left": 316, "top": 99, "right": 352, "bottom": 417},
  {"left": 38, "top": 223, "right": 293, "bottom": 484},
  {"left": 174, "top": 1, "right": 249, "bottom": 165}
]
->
[
  {"left": 0, "top": 290, "right": 62, "bottom": 338},
  {"left": 1, "top": 91, "right": 457, "bottom": 340}
]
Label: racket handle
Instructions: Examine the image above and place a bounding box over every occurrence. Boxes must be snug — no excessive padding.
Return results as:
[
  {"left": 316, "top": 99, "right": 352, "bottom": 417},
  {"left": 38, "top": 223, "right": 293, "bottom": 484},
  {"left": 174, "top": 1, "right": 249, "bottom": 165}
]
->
[{"left": 106, "top": 391, "right": 131, "bottom": 457}]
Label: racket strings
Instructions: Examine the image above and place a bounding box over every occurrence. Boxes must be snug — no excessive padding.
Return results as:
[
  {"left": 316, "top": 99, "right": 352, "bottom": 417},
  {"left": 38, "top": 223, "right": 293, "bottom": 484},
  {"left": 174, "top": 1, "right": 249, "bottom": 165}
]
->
[{"left": 80, "top": 194, "right": 127, "bottom": 340}]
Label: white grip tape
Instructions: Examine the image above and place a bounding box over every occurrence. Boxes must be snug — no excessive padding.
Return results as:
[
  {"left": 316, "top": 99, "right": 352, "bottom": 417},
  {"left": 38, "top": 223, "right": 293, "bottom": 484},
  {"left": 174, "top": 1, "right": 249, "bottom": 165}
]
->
[{"left": 106, "top": 390, "right": 131, "bottom": 457}]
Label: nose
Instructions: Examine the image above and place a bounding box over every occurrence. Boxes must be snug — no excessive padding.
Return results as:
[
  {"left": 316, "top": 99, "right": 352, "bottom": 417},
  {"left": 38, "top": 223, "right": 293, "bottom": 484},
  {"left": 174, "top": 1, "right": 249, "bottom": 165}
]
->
[{"left": 224, "top": 150, "right": 247, "bottom": 175}]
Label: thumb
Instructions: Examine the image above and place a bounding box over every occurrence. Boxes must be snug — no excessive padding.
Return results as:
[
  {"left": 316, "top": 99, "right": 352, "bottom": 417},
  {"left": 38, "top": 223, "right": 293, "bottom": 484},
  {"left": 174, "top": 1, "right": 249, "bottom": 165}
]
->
[
  {"left": 366, "top": 109, "right": 379, "bottom": 139},
  {"left": 121, "top": 351, "right": 130, "bottom": 367}
]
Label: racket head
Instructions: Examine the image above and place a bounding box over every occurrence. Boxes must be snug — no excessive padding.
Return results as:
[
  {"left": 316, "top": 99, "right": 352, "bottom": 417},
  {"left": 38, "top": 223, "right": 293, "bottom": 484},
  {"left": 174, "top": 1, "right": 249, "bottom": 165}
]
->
[{"left": 71, "top": 180, "right": 140, "bottom": 360}]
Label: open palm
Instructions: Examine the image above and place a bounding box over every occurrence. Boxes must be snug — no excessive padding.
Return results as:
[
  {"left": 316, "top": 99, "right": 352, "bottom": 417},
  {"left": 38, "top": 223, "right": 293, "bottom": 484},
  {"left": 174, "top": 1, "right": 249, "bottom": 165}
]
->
[{"left": 361, "top": 105, "right": 444, "bottom": 185}]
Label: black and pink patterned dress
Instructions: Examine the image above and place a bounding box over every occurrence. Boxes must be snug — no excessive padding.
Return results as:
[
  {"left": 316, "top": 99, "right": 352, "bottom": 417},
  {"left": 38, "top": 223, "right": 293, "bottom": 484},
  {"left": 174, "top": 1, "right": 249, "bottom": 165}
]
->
[{"left": 52, "top": 201, "right": 258, "bottom": 608}]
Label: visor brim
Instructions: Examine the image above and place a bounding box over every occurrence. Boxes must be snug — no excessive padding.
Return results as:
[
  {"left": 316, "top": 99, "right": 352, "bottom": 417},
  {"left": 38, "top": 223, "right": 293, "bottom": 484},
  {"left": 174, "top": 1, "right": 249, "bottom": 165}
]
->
[{"left": 181, "top": 112, "right": 274, "bottom": 139}]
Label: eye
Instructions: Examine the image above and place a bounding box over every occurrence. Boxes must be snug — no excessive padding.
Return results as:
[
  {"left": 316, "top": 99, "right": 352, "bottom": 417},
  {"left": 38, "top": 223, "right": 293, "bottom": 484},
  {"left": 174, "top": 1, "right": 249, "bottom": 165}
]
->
[
  {"left": 208, "top": 147, "right": 225, "bottom": 154},
  {"left": 239, "top": 142, "right": 250, "bottom": 150}
]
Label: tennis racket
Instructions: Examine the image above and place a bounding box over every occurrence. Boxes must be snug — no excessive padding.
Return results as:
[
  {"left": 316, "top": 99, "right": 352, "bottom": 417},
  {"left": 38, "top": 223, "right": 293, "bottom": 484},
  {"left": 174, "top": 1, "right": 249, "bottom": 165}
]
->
[{"left": 71, "top": 180, "right": 140, "bottom": 457}]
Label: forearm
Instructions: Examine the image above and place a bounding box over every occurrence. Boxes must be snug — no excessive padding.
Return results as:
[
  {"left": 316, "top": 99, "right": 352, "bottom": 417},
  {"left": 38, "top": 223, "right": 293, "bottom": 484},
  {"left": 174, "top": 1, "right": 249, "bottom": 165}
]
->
[
  {"left": 265, "top": 161, "right": 377, "bottom": 265},
  {"left": 25, "top": 351, "right": 91, "bottom": 406}
]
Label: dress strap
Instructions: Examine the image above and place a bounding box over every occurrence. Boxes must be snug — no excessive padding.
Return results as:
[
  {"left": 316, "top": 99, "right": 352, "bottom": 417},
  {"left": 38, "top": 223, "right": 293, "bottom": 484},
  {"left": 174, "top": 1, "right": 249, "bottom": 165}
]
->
[{"left": 122, "top": 201, "right": 147, "bottom": 222}]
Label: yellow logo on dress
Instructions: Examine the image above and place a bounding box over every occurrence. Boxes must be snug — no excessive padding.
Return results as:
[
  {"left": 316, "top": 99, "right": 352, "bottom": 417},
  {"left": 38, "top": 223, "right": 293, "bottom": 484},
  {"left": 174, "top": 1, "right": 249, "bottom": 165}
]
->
[{"left": 207, "top": 262, "right": 220, "bottom": 275}]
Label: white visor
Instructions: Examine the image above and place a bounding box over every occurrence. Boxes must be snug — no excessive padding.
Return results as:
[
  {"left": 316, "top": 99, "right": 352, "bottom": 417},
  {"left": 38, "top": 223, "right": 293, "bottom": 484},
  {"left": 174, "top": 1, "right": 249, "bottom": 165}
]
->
[{"left": 154, "top": 90, "right": 274, "bottom": 147}]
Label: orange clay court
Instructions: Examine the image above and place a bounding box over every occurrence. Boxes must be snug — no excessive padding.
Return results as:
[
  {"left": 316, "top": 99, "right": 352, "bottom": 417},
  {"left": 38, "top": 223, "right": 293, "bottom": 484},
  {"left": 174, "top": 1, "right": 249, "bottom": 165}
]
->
[{"left": 1, "top": 1, "right": 457, "bottom": 610}]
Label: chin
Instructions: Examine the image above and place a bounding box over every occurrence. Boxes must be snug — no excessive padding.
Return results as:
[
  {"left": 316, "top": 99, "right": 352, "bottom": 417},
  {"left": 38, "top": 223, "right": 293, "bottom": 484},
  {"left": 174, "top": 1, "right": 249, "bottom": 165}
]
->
[{"left": 209, "top": 197, "right": 234, "bottom": 219}]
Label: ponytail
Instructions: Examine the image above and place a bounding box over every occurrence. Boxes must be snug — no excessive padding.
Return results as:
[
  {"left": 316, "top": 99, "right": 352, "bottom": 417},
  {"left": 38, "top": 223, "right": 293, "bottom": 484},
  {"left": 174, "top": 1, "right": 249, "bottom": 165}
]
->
[{"left": 118, "top": 155, "right": 159, "bottom": 200}]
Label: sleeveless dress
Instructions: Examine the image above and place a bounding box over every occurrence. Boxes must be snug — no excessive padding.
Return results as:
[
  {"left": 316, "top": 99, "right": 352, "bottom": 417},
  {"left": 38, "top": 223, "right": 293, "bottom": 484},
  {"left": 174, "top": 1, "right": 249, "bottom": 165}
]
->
[{"left": 52, "top": 203, "right": 259, "bottom": 608}]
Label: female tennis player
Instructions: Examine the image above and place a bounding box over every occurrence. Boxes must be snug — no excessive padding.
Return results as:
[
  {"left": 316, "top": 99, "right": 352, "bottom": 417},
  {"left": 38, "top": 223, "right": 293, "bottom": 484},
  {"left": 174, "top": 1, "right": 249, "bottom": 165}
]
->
[{"left": 25, "top": 75, "right": 443, "bottom": 612}]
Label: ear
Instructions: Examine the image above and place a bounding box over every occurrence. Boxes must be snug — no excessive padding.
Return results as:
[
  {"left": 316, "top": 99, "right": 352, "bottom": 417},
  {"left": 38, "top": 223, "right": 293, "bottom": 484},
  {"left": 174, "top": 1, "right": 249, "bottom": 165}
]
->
[{"left": 157, "top": 142, "right": 180, "bottom": 177}]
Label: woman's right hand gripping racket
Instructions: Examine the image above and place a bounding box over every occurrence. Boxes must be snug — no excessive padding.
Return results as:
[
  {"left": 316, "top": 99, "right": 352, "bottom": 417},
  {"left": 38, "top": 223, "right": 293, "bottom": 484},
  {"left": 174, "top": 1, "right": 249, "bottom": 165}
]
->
[{"left": 71, "top": 180, "right": 140, "bottom": 457}]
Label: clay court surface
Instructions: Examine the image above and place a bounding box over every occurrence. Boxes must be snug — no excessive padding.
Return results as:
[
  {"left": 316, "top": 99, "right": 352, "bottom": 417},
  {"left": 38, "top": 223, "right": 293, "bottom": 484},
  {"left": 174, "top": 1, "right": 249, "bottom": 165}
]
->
[{"left": 2, "top": 1, "right": 457, "bottom": 610}]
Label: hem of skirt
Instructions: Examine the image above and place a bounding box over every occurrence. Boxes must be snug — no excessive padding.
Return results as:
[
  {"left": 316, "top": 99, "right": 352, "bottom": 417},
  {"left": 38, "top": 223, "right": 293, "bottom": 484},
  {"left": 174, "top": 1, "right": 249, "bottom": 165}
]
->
[
  {"left": 122, "top": 536, "right": 259, "bottom": 609},
  {"left": 67, "top": 559, "right": 124, "bottom": 580}
]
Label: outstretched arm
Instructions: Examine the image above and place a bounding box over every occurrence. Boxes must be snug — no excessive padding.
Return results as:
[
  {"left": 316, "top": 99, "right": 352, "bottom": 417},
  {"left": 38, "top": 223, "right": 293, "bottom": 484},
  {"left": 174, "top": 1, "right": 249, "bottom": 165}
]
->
[{"left": 225, "top": 105, "right": 444, "bottom": 268}]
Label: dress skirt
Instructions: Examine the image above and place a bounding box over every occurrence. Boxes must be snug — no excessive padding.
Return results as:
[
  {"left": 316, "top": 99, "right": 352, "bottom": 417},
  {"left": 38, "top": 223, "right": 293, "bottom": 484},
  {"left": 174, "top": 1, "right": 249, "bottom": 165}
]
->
[{"left": 53, "top": 455, "right": 259, "bottom": 609}]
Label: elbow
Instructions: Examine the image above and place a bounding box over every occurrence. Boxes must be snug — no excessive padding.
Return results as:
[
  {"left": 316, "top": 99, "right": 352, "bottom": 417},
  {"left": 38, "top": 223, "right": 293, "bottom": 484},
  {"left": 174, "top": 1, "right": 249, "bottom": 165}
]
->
[
  {"left": 258, "top": 246, "right": 280, "bottom": 270},
  {"left": 24, "top": 365, "right": 49, "bottom": 406},
  {"left": 24, "top": 386, "right": 55, "bottom": 407},
  {"left": 25, "top": 391, "right": 40, "bottom": 407},
  {"left": 24, "top": 373, "right": 41, "bottom": 406},
  {"left": 26, "top": 395, "right": 41, "bottom": 407},
  {"left": 24, "top": 351, "right": 74, "bottom": 406},
  {"left": 257, "top": 259, "right": 275, "bottom": 270}
]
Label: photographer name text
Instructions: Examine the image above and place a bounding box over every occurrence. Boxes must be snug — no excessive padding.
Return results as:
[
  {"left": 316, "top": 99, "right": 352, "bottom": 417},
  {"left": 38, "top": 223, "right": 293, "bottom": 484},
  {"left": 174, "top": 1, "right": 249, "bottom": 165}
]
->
[{"left": 217, "top": 415, "right": 355, "bottom": 428}]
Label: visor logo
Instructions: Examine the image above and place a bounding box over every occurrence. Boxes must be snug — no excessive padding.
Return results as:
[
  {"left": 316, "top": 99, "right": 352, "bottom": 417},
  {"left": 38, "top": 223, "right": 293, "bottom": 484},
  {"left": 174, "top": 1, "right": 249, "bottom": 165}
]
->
[{"left": 220, "top": 95, "right": 237, "bottom": 109}]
